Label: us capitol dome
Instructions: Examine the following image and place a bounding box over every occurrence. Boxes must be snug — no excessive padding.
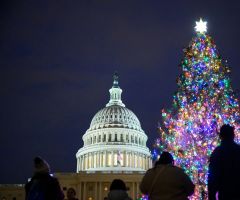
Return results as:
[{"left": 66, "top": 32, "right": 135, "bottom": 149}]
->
[{"left": 76, "top": 74, "right": 152, "bottom": 172}]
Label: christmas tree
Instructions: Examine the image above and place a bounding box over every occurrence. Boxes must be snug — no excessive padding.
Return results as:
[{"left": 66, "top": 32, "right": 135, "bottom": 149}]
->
[{"left": 154, "top": 19, "right": 240, "bottom": 199}]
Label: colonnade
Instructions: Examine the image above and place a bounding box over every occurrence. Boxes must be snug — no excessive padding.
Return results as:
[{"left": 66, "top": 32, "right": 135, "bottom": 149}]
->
[
  {"left": 76, "top": 180, "right": 141, "bottom": 200},
  {"left": 84, "top": 132, "right": 147, "bottom": 147},
  {"left": 77, "top": 151, "right": 152, "bottom": 172}
]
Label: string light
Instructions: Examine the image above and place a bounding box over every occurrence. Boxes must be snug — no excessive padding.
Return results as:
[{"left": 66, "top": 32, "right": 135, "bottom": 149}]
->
[{"left": 153, "top": 26, "right": 240, "bottom": 200}]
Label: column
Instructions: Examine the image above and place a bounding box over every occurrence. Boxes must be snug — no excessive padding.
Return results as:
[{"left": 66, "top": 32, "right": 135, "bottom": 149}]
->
[
  {"left": 79, "top": 157, "right": 82, "bottom": 171},
  {"left": 99, "top": 181, "right": 102, "bottom": 200},
  {"left": 124, "top": 152, "right": 127, "bottom": 167},
  {"left": 83, "top": 182, "right": 86, "bottom": 200},
  {"left": 145, "top": 156, "right": 148, "bottom": 169},
  {"left": 136, "top": 182, "right": 139, "bottom": 198},
  {"left": 85, "top": 155, "right": 88, "bottom": 169},
  {"left": 92, "top": 152, "right": 94, "bottom": 168},
  {"left": 77, "top": 183, "right": 81, "bottom": 200},
  {"left": 76, "top": 158, "right": 79, "bottom": 172},
  {"left": 97, "top": 152, "right": 100, "bottom": 168},
  {"left": 94, "top": 152, "right": 96, "bottom": 168},
  {"left": 104, "top": 151, "right": 107, "bottom": 167},
  {"left": 132, "top": 182, "right": 135, "bottom": 199},
  {"left": 128, "top": 152, "right": 130, "bottom": 167},
  {"left": 131, "top": 152, "right": 134, "bottom": 168},
  {"left": 111, "top": 151, "right": 114, "bottom": 167},
  {"left": 95, "top": 182, "right": 98, "bottom": 200},
  {"left": 137, "top": 154, "right": 140, "bottom": 168},
  {"left": 81, "top": 156, "right": 84, "bottom": 170},
  {"left": 99, "top": 152, "right": 102, "bottom": 168},
  {"left": 81, "top": 156, "right": 84, "bottom": 171}
]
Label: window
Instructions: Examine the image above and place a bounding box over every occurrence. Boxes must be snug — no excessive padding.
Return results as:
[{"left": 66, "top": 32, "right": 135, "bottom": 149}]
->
[
  {"left": 109, "top": 134, "right": 112, "bottom": 142},
  {"left": 131, "top": 135, "right": 134, "bottom": 143},
  {"left": 98, "top": 135, "right": 101, "bottom": 142},
  {"left": 120, "top": 134, "right": 123, "bottom": 142},
  {"left": 115, "top": 134, "right": 117, "bottom": 142},
  {"left": 103, "top": 134, "right": 106, "bottom": 142},
  {"left": 94, "top": 136, "right": 96, "bottom": 143}
]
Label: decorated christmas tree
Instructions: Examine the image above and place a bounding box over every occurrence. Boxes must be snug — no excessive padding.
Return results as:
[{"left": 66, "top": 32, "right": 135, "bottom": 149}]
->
[{"left": 153, "top": 19, "right": 240, "bottom": 199}]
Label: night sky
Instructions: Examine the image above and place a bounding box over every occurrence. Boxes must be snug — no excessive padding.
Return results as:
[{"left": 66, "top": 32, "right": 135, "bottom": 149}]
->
[{"left": 1, "top": 0, "right": 240, "bottom": 183}]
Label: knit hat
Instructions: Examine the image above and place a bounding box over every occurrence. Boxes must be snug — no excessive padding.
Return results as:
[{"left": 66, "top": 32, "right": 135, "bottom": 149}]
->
[{"left": 34, "top": 156, "right": 50, "bottom": 174}]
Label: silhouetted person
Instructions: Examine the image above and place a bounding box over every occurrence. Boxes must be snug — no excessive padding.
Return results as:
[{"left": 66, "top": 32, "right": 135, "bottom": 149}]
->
[
  {"left": 66, "top": 188, "right": 78, "bottom": 200},
  {"left": 140, "top": 151, "right": 195, "bottom": 200},
  {"left": 107, "top": 179, "right": 132, "bottom": 200},
  {"left": 208, "top": 124, "right": 240, "bottom": 200},
  {"left": 25, "top": 156, "right": 64, "bottom": 200}
]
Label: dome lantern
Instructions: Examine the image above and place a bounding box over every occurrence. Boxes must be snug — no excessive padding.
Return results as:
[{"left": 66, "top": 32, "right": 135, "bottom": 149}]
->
[{"left": 106, "top": 73, "right": 125, "bottom": 107}]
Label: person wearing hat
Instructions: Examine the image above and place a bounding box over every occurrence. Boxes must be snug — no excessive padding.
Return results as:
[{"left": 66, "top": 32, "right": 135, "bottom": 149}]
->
[
  {"left": 140, "top": 151, "right": 195, "bottom": 200},
  {"left": 208, "top": 124, "right": 240, "bottom": 200},
  {"left": 25, "top": 156, "right": 64, "bottom": 200},
  {"left": 107, "top": 179, "right": 132, "bottom": 200}
]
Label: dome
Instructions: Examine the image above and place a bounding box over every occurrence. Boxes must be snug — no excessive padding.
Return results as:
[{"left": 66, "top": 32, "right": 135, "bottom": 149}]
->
[
  {"left": 76, "top": 73, "right": 152, "bottom": 172},
  {"left": 89, "top": 105, "right": 142, "bottom": 131}
]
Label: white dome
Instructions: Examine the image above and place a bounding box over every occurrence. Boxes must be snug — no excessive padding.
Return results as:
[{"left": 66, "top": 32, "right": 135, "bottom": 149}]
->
[
  {"left": 89, "top": 105, "right": 142, "bottom": 131},
  {"left": 76, "top": 74, "right": 152, "bottom": 172}
]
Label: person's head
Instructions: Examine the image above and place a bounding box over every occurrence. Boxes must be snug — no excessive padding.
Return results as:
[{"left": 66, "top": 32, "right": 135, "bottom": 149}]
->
[
  {"left": 219, "top": 124, "right": 234, "bottom": 141},
  {"left": 110, "top": 179, "right": 127, "bottom": 191},
  {"left": 67, "top": 188, "right": 76, "bottom": 199},
  {"left": 155, "top": 151, "right": 174, "bottom": 166},
  {"left": 34, "top": 156, "right": 50, "bottom": 174}
]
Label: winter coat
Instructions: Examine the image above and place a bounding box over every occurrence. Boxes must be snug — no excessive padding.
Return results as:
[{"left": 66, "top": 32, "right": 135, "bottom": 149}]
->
[
  {"left": 107, "top": 190, "right": 132, "bottom": 200},
  {"left": 25, "top": 172, "right": 64, "bottom": 200},
  {"left": 208, "top": 141, "right": 240, "bottom": 200},
  {"left": 140, "top": 164, "right": 194, "bottom": 200}
]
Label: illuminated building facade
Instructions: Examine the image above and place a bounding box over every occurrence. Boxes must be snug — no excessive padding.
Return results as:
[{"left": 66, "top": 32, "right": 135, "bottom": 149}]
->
[
  {"left": 76, "top": 74, "right": 152, "bottom": 172},
  {"left": 0, "top": 75, "right": 152, "bottom": 200}
]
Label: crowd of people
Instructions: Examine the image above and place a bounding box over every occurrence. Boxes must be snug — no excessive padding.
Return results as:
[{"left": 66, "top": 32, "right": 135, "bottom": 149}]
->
[{"left": 25, "top": 124, "right": 240, "bottom": 200}]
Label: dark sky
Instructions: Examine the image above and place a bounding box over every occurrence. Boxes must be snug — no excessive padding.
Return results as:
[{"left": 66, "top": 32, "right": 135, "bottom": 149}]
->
[{"left": 1, "top": 0, "right": 240, "bottom": 183}]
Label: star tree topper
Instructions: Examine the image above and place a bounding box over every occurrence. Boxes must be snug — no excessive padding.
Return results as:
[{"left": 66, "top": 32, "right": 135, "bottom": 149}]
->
[{"left": 195, "top": 18, "right": 207, "bottom": 33}]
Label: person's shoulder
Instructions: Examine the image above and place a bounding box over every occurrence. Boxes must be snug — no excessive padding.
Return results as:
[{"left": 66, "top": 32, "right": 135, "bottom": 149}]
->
[
  {"left": 210, "top": 145, "right": 222, "bottom": 157},
  {"left": 145, "top": 167, "right": 156, "bottom": 173},
  {"left": 171, "top": 165, "right": 185, "bottom": 172}
]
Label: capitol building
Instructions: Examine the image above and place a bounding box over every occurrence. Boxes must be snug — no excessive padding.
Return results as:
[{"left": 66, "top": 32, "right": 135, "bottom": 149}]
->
[
  {"left": 0, "top": 74, "right": 152, "bottom": 200},
  {"left": 76, "top": 74, "right": 152, "bottom": 173}
]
